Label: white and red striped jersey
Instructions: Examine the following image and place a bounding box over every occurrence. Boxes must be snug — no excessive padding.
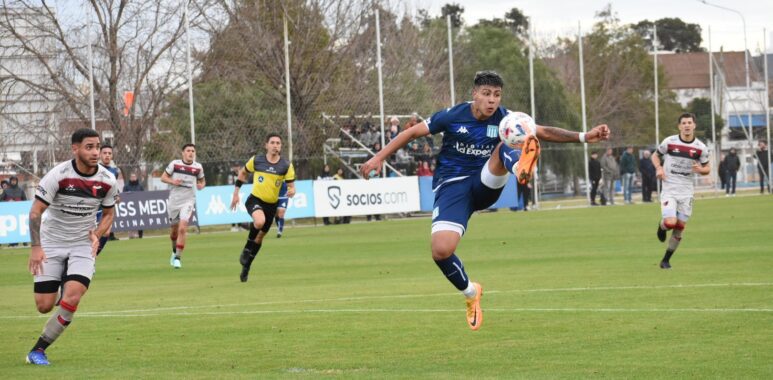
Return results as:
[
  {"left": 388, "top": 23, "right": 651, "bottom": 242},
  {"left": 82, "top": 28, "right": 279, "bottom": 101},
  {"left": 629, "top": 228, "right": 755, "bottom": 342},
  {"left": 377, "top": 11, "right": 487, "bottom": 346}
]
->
[
  {"left": 164, "top": 159, "right": 204, "bottom": 205},
  {"left": 656, "top": 135, "right": 710, "bottom": 197},
  {"left": 35, "top": 160, "right": 119, "bottom": 245}
]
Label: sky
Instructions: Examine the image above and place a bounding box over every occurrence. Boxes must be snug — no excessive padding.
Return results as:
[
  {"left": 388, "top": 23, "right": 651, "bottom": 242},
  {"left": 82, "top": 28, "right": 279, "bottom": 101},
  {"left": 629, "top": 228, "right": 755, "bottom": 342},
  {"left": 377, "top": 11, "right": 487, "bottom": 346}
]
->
[{"left": 410, "top": 0, "right": 773, "bottom": 53}]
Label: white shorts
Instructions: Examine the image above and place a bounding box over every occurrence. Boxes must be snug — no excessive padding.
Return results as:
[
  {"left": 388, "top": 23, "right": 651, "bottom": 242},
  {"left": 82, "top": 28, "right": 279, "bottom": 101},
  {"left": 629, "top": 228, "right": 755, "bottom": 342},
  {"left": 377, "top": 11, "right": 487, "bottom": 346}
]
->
[
  {"left": 168, "top": 200, "right": 195, "bottom": 224},
  {"left": 34, "top": 244, "right": 95, "bottom": 284},
  {"left": 660, "top": 194, "right": 693, "bottom": 222}
]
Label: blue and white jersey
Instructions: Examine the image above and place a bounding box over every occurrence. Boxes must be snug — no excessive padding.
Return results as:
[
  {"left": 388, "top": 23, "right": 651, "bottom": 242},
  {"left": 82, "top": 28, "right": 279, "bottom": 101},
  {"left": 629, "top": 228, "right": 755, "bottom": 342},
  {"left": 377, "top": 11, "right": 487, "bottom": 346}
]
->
[
  {"left": 278, "top": 181, "right": 288, "bottom": 198},
  {"left": 426, "top": 102, "right": 508, "bottom": 188}
]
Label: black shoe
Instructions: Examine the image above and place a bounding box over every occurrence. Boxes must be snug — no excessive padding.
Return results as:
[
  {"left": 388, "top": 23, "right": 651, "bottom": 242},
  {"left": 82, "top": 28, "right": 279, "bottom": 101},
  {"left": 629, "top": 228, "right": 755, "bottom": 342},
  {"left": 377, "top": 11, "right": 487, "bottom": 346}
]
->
[
  {"left": 240, "top": 266, "right": 250, "bottom": 282},
  {"left": 659, "top": 261, "right": 671, "bottom": 269},
  {"left": 657, "top": 225, "right": 667, "bottom": 242},
  {"left": 276, "top": 232, "right": 282, "bottom": 238}
]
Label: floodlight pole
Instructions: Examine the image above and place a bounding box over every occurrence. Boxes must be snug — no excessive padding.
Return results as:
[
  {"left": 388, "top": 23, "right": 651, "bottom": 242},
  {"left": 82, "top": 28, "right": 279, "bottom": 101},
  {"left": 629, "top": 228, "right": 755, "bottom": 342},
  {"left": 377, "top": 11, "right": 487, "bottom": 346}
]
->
[
  {"left": 284, "top": 14, "right": 294, "bottom": 162},
  {"left": 709, "top": 26, "right": 719, "bottom": 191},
  {"left": 654, "top": 24, "right": 661, "bottom": 198},
  {"left": 578, "top": 23, "right": 590, "bottom": 205},
  {"left": 764, "top": 28, "right": 771, "bottom": 192},
  {"left": 447, "top": 15, "right": 455, "bottom": 106},
  {"left": 184, "top": 0, "right": 195, "bottom": 144},
  {"left": 529, "top": 23, "right": 541, "bottom": 209},
  {"left": 375, "top": 9, "right": 386, "bottom": 176}
]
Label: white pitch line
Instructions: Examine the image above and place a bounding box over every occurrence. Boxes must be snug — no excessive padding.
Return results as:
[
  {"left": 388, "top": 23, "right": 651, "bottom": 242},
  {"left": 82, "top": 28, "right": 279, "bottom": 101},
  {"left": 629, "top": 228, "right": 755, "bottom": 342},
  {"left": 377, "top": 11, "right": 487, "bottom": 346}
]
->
[{"left": 1, "top": 282, "right": 771, "bottom": 320}]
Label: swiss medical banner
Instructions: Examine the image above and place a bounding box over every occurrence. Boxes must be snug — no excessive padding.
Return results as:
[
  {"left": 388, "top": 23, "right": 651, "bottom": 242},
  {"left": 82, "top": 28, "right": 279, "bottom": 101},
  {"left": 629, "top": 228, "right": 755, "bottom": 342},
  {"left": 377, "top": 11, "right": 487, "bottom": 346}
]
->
[
  {"left": 111, "top": 190, "right": 198, "bottom": 232},
  {"left": 195, "top": 180, "right": 314, "bottom": 226},
  {"left": 313, "top": 177, "right": 420, "bottom": 217},
  {"left": 0, "top": 200, "right": 32, "bottom": 244}
]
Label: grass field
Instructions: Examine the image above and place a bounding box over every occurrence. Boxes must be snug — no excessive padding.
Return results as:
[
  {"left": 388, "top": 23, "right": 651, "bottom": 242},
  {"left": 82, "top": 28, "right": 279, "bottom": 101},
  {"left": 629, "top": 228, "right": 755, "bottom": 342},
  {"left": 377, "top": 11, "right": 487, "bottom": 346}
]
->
[{"left": 1, "top": 195, "right": 772, "bottom": 378}]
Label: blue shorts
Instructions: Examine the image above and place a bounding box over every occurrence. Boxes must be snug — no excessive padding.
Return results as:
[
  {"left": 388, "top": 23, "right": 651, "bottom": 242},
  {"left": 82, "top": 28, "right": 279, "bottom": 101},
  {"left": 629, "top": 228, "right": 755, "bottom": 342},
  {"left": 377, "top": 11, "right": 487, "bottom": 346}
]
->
[
  {"left": 431, "top": 174, "right": 505, "bottom": 236},
  {"left": 277, "top": 197, "right": 288, "bottom": 209}
]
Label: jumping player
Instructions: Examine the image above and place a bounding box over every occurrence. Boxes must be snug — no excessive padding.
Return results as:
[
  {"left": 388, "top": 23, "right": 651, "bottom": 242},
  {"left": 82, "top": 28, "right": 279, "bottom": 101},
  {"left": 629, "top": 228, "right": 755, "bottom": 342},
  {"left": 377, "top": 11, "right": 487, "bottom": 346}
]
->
[
  {"left": 653, "top": 113, "right": 710, "bottom": 269},
  {"left": 360, "top": 71, "right": 610, "bottom": 330}
]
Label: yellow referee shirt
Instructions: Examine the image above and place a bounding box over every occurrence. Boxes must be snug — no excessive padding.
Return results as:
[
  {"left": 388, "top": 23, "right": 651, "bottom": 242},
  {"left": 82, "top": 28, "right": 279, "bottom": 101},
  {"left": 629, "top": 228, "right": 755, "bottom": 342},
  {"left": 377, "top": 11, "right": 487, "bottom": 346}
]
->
[{"left": 244, "top": 155, "right": 295, "bottom": 203}]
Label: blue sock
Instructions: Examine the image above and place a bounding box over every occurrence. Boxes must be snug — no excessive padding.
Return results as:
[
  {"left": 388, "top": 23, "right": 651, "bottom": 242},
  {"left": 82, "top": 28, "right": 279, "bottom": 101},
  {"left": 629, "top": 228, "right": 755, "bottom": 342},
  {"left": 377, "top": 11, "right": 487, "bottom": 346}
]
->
[
  {"left": 96, "top": 236, "right": 109, "bottom": 255},
  {"left": 498, "top": 144, "right": 521, "bottom": 174},
  {"left": 276, "top": 217, "right": 285, "bottom": 233},
  {"left": 434, "top": 254, "right": 470, "bottom": 291}
]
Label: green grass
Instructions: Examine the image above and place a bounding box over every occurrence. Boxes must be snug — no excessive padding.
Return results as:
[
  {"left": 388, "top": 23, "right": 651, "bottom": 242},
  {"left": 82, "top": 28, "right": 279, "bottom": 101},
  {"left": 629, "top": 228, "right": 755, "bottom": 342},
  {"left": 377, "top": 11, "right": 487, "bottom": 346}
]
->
[{"left": 1, "top": 195, "right": 772, "bottom": 378}]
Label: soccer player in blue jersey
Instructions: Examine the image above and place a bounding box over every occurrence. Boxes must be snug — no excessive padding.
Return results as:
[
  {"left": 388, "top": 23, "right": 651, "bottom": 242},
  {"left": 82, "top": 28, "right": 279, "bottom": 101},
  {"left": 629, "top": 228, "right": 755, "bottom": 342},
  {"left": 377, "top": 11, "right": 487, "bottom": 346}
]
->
[
  {"left": 361, "top": 71, "right": 610, "bottom": 330},
  {"left": 275, "top": 182, "right": 288, "bottom": 238},
  {"left": 96, "top": 145, "right": 122, "bottom": 254}
]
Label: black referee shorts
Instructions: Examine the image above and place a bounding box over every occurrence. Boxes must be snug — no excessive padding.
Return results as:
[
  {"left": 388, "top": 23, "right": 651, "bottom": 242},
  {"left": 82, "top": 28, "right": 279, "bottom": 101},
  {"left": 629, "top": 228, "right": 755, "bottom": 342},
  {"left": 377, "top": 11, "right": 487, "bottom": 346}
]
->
[{"left": 244, "top": 194, "right": 278, "bottom": 233}]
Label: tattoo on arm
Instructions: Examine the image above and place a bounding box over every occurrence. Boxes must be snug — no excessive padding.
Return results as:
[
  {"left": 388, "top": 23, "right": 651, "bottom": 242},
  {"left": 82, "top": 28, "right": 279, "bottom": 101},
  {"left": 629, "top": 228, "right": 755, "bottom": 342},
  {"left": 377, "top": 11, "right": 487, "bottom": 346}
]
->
[
  {"left": 29, "top": 214, "right": 41, "bottom": 246},
  {"left": 538, "top": 126, "right": 579, "bottom": 143}
]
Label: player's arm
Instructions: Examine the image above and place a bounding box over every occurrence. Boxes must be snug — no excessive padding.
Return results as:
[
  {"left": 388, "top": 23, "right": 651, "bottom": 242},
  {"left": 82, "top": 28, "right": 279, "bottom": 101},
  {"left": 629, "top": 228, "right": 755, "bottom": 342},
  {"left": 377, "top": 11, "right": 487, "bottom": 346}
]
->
[
  {"left": 196, "top": 177, "right": 206, "bottom": 190},
  {"left": 286, "top": 181, "right": 296, "bottom": 198},
  {"left": 161, "top": 171, "right": 182, "bottom": 186},
  {"left": 360, "top": 123, "right": 430, "bottom": 178},
  {"left": 230, "top": 167, "right": 250, "bottom": 211},
  {"left": 693, "top": 161, "right": 711, "bottom": 175},
  {"left": 28, "top": 199, "right": 49, "bottom": 275},
  {"left": 652, "top": 152, "right": 666, "bottom": 180},
  {"left": 536, "top": 124, "right": 610, "bottom": 143},
  {"left": 91, "top": 206, "right": 115, "bottom": 256}
]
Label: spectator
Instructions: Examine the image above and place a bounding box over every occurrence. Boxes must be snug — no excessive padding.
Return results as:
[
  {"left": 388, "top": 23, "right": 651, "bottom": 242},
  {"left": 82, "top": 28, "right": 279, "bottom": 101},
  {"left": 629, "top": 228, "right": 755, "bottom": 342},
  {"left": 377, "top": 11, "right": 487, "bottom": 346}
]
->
[
  {"left": 517, "top": 180, "right": 532, "bottom": 211},
  {"left": 620, "top": 146, "right": 636, "bottom": 204},
  {"left": 388, "top": 116, "right": 400, "bottom": 140},
  {"left": 123, "top": 173, "right": 145, "bottom": 239},
  {"left": 359, "top": 124, "right": 373, "bottom": 148},
  {"left": 639, "top": 150, "right": 656, "bottom": 202},
  {"left": 416, "top": 160, "right": 433, "bottom": 177},
  {"left": 318, "top": 165, "right": 333, "bottom": 225},
  {"left": 723, "top": 148, "right": 740, "bottom": 196},
  {"left": 600, "top": 148, "right": 619, "bottom": 205},
  {"left": 418, "top": 143, "right": 433, "bottom": 164},
  {"left": 1, "top": 176, "right": 27, "bottom": 202},
  {"left": 403, "top": 112, "right": 420, "bottom": 132},
  {"left": 366, "top": 169, "right": 382, "bottom": 222},
  {"left": 0, "top": 180, "right": 8, "bottom": 200},
  {"left": 757, "top": 141, "right": 770, "bottom": 194},
  {"left": 332, "top": 168, "right": 350, "bottom": 224},
  {"left": 588, "top": 151, "right": 602, "bottom": 205},
  {"left": 718, "top": 153, "right": 727, "bottom": 190}
]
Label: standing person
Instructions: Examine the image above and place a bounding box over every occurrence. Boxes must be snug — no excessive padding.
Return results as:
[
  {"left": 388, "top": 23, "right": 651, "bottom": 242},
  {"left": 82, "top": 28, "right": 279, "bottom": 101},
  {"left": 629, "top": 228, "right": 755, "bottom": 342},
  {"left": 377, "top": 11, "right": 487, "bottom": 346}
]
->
[
  {"left": 230, "top": 133, "right": 295, "bottom": 283},
  {"left": 639, "top": 150, "right": 656, "bottom": 202},
  {"left": 95, "top": 145, "right": 122, "bottom": 254},
  {"left": 318, "top": 165, "right": 333, "bottom": 225},
  {"left": 1, "top": 176, "right": 27, "bottom": 201},
  {"left": 756, "top": 141, "right": 770, "bottom": 194},
  {"left": 620, "top": 146, "right": 636, "bottom": 204},
  {"left": 600, "top": 148, "right": 619, "bottom": 205},
  {"left": 0, "top": 179, "right": 9, "bottom": 200},
  {"left": 123, "top": 173, "right": 144, "bottom": 239},
  {"left": 718, "top": 154, "right": 727, "bottom": 190},
  {"left": 588, "top": 151, "right": 602, "bottom": 205},
  {"left": 723, "top": 148, "right": 740, "bottom": 196},
  {"left": 652, "top": 113, "right": 710, "bottom": 269},
  {"left": 161, "top": 144, "right": 205, "bottom": 269},
  {"left": 360, "top": 71, "right": 610, "bottom": 330},
  {"left": 275, "top": 182, "right": 289, "bottom": 238},
  {"left": 25, "top": 128, "right": 119, "bottom": 365},
  {"left": 516, "top": 180, "right": 532, "bottom": 211}
]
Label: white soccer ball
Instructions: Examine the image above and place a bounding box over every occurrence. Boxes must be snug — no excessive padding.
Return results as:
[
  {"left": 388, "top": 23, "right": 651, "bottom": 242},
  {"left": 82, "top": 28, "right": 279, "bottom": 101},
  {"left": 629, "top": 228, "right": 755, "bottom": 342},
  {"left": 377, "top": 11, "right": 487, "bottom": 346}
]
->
[{"left": 499, "top": 111, "right": 536, "bottom": 149}]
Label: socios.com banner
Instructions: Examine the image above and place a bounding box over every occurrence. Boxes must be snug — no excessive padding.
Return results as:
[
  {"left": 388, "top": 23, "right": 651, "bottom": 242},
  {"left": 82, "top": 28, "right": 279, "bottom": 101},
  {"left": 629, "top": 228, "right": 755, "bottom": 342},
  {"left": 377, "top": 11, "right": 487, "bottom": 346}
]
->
[
  {"left": 313, "top": 177, "right": 420, "bottom": 217},
  {"left": 195, "top": 180, "right": 315, "bottom": 226},
  {"left": 0, "top": 200, "right": 32, "bottom": 244}
]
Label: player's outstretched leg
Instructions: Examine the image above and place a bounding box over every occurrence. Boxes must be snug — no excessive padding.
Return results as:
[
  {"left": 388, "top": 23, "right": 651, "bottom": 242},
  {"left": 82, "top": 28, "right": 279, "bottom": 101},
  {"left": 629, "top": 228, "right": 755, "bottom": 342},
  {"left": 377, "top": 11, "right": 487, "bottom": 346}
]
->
[
  {"left": 660, "top": 222, "right": 684, "bottom": 269},
  {"left": 495, "top": 138, "right": 540, "bottom": 185},
  {"left": 432, "top": 231, "right": 483, "bottom": 330}
]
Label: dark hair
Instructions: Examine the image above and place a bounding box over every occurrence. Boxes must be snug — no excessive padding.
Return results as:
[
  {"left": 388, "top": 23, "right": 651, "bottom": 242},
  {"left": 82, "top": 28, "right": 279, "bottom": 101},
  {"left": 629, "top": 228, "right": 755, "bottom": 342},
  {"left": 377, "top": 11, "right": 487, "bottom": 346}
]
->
[
  {"left": 71, "top": 128, "right": 100, "bottom": 144},
  {"left": 181, "top": 143, "right": 196, "bottom": 151},
  {"left": 100, "top": 144, "right": 113, "bottom": 152},
  {"left": 265, "top": 133, "right": 282, "bottom": 143},
  {"left": 473, "top": 70, "right": 504, "bottom": 88},
  {"left": 678, "top": 112, "right": 696, "bottom": 124}
]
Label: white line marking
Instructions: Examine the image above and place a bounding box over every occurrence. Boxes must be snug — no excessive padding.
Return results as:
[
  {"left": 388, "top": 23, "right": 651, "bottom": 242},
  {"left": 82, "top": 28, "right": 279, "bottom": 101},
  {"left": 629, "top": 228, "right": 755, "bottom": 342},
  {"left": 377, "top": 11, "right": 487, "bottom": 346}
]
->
[{"left": 1, "top": 282, "right": 770, "bottom": 319}]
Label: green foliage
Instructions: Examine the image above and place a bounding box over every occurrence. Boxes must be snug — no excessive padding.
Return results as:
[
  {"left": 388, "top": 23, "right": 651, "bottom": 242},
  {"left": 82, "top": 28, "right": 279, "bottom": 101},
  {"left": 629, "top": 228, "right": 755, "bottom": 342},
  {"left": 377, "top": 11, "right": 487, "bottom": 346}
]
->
[
  {"left": 688, "top": 97, "right": 725, "bottom": 142},
  {"left": 633, "top": 18, "right": 704, "bottom": 52},
  {"left": 2, "top": 197, "right": 772, "bottom": 377}
]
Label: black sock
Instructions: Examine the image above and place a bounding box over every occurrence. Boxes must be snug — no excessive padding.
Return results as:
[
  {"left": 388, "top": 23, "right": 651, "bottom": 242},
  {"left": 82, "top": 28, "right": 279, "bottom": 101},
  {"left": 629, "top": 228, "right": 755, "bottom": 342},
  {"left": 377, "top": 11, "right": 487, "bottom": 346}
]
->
[
  {"left": 241, "top": 240, "right": 262, "bottom": 267},
  {"left": 662, "top": 249, "right": 675, "bottom": 263},
  {"left": 31, "top": 337, "right": 51, "bottom": 352}
]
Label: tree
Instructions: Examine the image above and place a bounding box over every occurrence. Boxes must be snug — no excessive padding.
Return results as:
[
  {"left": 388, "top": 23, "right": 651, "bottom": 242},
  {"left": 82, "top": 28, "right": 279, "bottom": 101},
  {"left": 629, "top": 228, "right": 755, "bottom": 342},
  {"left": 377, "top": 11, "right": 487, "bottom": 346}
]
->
[
  {"left": 440, "top": 3, "right": 464, "bottom": 28},
  {"left": 633, "top": 18, "right": 703, "bottom": 52},
  {"left": 474, "top": 7, "right": 529, "bottom": 40},
  {"left": 687, "top": 97, "right": 724, "bottom": 142},
  {"left": 0, "top": 0, "right": 198, "bottom": 172}
]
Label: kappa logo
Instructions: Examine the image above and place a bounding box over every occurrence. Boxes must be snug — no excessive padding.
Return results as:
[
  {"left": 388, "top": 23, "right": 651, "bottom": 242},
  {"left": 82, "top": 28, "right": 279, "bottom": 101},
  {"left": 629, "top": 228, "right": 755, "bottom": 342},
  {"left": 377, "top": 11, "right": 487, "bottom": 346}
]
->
[
  {"left": 327, "top": 186, "right": 342, "bottom": 209},
  {"left": 457, "top": 126, "right": 469, "bottom": 134}
]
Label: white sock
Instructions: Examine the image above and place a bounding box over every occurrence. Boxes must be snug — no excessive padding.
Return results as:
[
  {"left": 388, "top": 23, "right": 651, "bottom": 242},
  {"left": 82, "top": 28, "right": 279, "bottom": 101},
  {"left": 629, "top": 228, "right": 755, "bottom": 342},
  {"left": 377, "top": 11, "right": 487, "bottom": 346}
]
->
[{"left": 462, "top": 282, "right": 477, "bottom": 298}]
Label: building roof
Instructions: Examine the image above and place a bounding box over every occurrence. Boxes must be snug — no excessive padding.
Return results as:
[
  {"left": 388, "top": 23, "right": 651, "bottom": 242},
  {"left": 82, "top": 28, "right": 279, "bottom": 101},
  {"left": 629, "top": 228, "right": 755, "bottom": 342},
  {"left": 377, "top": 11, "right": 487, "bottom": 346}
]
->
[{"left": 658, "top": 51, "right": 762, "bottom": 90}]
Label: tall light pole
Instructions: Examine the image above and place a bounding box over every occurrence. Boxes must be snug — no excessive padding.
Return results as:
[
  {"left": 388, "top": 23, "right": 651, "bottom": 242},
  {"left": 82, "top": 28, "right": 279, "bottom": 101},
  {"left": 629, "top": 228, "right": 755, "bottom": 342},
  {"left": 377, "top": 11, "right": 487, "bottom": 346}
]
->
[{"left": 697, "top": 0, "right": 752, "bottom": 147}]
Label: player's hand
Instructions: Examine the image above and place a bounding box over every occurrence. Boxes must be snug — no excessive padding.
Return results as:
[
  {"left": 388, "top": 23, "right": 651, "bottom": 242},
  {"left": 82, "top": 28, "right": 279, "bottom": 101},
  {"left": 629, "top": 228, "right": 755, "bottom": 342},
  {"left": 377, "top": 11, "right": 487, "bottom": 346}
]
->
[
  {"left": 88, "top": 230, "right": 100, "bottom": 258},
  {"left": 196, "top": 182, "right": 205, "bottom": 190},
  {"left": 287, "top": 187, "right": 296, "bottom": 198},
  {"left": 230, "top": 192, "right": 240, "bottom": 211},
  {"left": 586, "top": 124, "right": 610, "bottom": 143},
  {"left": 360, "top": 157, "right": 382, "bottom": 179},
  {"left": 29, "top": 245, "right": 46, "bottom": 275},
  {"left": 691, "top": 162, "right": 702, "bottom": 173},
  {"left": 656, "top": 167, "right": 666, "bottom": 180},
  {"left": 173, "top": 179, "right": 183, "bottom": 186}
]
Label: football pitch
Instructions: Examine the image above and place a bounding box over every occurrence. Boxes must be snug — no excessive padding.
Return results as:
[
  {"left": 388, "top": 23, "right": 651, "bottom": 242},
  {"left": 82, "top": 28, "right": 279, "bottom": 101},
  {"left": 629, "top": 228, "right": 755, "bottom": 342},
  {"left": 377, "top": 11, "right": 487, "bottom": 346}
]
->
[{"left": 1, "top": 195, "right": 771, "bottom": 378}]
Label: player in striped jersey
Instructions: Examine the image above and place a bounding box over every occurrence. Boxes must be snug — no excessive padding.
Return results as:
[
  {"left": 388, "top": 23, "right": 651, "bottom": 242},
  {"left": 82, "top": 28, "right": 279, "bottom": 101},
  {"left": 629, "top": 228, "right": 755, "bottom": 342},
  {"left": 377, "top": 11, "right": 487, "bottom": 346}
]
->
[
  {"left": 230, "top": 133, "right": 295, "bottom": 282},
  {"left": 161, "top": 144, "right": 205, "bottom": 269},
  {"left": 26, "top": 128, "right": 120, "bottom": 365},
  {"left": 652, "top": 113, "right": 710, "bottom": 269}
]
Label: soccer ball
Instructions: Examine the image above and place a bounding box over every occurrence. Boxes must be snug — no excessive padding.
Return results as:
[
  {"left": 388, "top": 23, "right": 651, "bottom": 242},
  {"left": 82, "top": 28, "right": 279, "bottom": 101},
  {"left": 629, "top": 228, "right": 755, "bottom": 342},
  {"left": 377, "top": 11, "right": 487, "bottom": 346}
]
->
[{"left": 498, "top": 111, "right": 536, "bottom": 149}]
